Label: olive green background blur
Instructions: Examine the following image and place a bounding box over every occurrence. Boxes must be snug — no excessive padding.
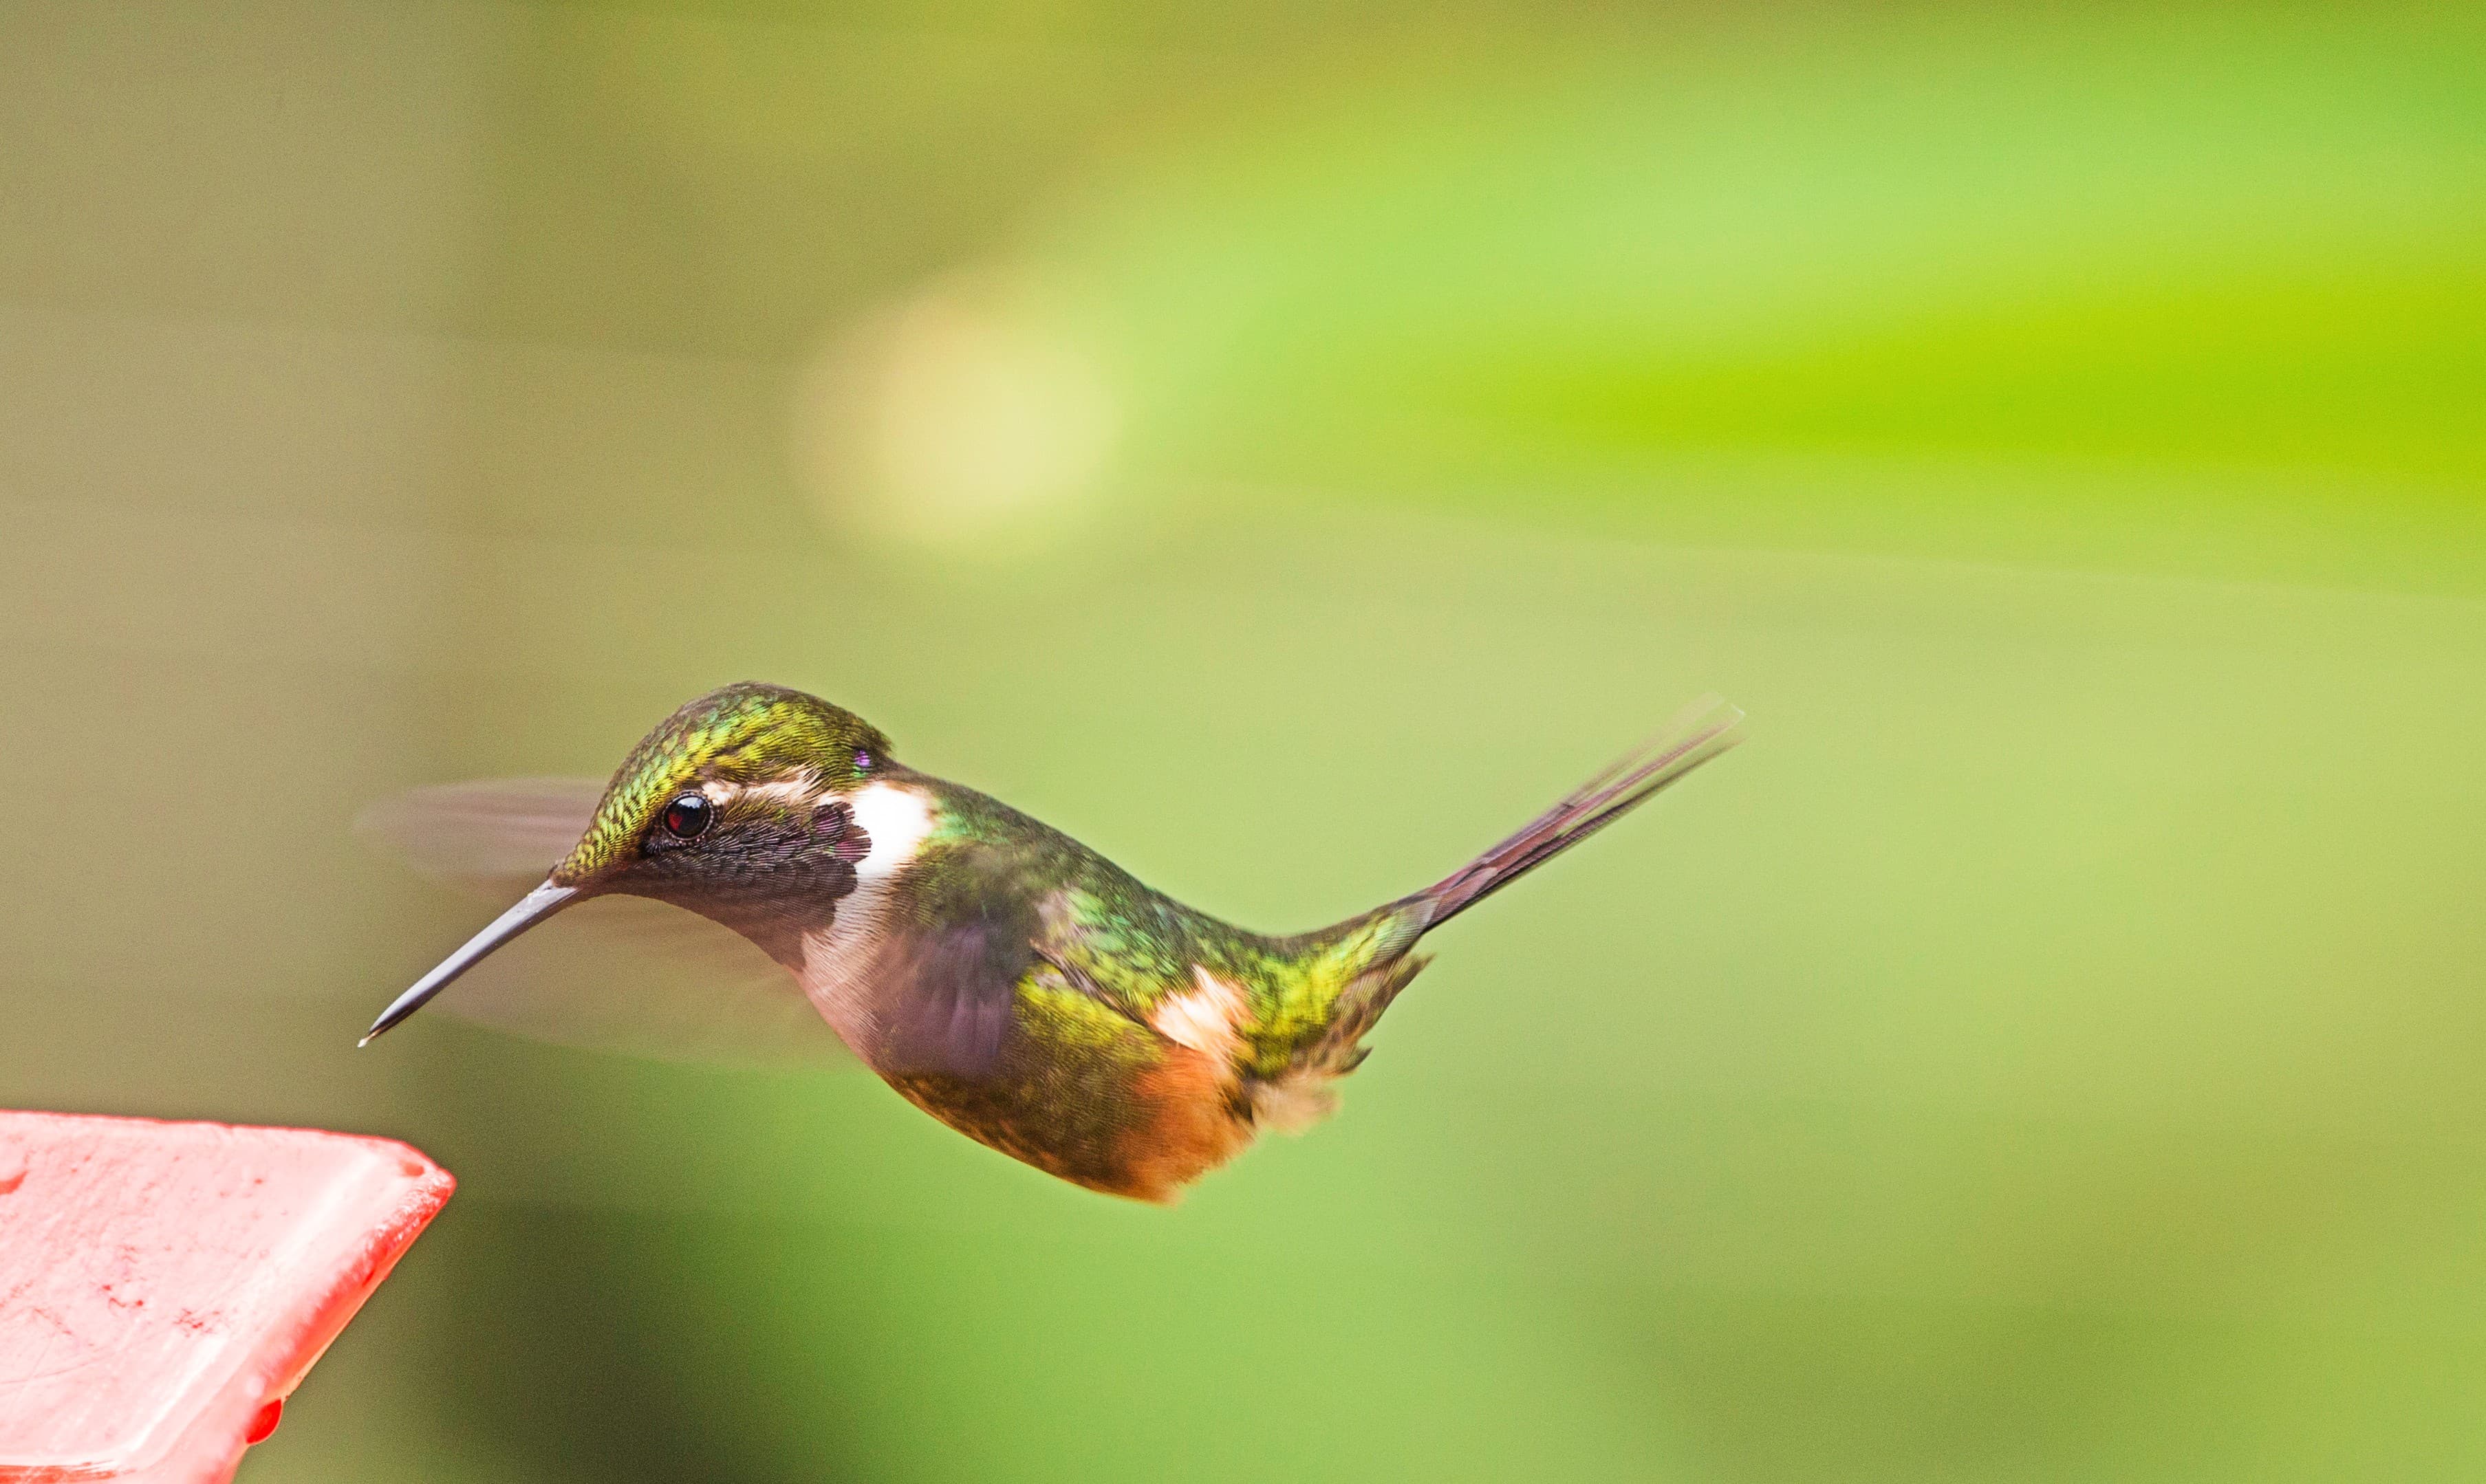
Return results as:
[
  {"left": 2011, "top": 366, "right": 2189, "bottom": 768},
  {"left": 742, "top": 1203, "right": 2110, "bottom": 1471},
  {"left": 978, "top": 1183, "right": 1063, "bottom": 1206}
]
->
[{"left": 4, "top": 2, "right": 2484, "bottom": 1479}]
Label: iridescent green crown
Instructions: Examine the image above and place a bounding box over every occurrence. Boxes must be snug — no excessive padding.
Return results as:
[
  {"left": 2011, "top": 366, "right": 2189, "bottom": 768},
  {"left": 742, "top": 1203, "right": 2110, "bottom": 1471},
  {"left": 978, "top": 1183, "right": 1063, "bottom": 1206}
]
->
[{"left": 555, "top": 682, "right": 889, "bottom": 882}]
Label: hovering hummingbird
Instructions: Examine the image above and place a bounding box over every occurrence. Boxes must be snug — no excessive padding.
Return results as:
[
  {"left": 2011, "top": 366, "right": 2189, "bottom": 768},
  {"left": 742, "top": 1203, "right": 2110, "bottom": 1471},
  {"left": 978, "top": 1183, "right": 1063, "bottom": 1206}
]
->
[{"left": 363, "top": 683, "right": 1742, "bottom": 1202}]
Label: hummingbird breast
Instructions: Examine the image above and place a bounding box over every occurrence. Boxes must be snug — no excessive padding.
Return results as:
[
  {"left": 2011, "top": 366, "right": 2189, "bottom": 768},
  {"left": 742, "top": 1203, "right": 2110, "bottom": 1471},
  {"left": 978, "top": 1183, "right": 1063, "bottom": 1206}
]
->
[{"left": 792, "top": 773, "right": 1324, "bottom": 1201}]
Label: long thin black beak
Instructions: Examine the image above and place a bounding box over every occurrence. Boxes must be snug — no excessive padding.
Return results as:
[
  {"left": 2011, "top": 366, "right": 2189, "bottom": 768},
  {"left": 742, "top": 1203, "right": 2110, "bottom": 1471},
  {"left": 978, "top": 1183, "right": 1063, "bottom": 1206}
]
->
[{"left": 360, "top": 880, "right": 579, "bottom": 1045}]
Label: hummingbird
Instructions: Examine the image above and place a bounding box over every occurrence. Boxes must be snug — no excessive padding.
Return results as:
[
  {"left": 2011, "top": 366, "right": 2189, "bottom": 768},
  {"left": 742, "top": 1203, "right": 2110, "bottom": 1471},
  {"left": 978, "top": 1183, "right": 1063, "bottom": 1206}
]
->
[{"left": 363, "top": 683, "right": 1742, "bottom": 1203}]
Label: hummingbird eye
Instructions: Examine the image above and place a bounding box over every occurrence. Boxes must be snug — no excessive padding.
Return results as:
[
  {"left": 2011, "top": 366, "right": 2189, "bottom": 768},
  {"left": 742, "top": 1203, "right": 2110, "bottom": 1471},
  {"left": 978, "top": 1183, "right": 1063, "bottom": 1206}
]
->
[{"left": 660, "top": 793, "right": 712, "bottom": 840}]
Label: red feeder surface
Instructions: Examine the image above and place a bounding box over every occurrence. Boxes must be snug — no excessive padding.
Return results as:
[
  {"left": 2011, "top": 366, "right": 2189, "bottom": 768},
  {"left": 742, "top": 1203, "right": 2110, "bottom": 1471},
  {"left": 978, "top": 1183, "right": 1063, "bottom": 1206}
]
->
[{"left": 0, "top": 1111, "right": 453, "bottom": 1483}]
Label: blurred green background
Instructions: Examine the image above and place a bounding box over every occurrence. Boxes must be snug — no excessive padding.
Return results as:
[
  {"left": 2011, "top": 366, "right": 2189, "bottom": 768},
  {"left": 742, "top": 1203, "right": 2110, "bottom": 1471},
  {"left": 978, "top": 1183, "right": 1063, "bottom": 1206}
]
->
[{"left": 4, "top": 1, "right": 2484, "bottom": 1479}]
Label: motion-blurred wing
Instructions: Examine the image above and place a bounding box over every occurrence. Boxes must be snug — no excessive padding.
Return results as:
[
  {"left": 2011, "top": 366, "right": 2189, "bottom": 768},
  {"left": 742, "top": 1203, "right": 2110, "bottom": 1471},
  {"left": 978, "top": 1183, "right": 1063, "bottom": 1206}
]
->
[
  {"left": 867, "top": 919, "right": 1040, "bottom": 1080},
  {"left": 356, "top": 776, "right": 604, "bottom": 901},
  {"left": 356, "top": 778, "right": 852, "bottom": 1067}
]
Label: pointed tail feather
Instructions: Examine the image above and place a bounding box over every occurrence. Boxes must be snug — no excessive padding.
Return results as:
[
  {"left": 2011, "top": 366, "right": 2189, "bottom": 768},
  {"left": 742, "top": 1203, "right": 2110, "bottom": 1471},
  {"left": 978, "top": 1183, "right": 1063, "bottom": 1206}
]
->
[
  {"left": 1411, "top": 694, "right": 1744, "bottom": 931},
  {"left": 1264, "top": 696, "right": 1742, "bottom": 1101}
]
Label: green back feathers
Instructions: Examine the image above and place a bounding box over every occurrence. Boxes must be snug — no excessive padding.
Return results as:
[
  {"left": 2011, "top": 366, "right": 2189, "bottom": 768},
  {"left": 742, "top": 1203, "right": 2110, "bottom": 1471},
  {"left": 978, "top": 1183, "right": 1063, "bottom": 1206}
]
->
[
  {"left": 555, "top": 683, "right": 889, "bottom": 883},
  {"left": 885, "top": 776, "right": 1413, "bottom": 1074}
]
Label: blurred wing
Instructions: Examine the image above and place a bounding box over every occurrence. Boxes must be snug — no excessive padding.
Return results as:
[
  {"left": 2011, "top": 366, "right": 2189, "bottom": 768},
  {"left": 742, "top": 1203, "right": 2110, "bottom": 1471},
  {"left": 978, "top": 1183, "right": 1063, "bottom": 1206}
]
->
[
  {"left": 405, "top": 894, "right": 850, "bottom": 1066},
  {"left": 867, "top": 919, "right": 1041, "bottom": 1080},
  {"left": 356, "top": 776, "right": 605, "bottom": 902},
  {"left": 356, "top": 779, "right": 852, "bottom": 1067}
]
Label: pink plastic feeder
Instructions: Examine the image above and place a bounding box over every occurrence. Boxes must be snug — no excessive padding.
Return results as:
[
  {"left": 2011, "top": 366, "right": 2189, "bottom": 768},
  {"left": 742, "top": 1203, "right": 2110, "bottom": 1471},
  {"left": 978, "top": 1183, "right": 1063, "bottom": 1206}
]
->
[{"left": 0, "top": 1111, "right": 453, "bottom": 1483}]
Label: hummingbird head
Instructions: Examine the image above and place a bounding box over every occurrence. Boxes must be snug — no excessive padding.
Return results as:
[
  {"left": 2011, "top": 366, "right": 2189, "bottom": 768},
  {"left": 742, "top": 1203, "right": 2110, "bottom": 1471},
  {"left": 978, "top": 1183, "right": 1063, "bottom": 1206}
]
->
[
  {"left": 363, "top": 682, "right": 893, "bottom": 1044},
  {"left": 550, "top": 681, "right": 891, "bottom": 892}
]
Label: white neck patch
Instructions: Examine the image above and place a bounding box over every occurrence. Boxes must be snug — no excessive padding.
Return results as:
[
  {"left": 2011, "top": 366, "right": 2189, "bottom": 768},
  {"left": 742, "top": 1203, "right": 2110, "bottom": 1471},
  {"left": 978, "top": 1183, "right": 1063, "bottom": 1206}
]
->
[
  {"left": 846, "top": 781, "right": 936, "bottom": 882},
  {"left": 797, "top": 780, "right": 940, "bottom": 1050}
]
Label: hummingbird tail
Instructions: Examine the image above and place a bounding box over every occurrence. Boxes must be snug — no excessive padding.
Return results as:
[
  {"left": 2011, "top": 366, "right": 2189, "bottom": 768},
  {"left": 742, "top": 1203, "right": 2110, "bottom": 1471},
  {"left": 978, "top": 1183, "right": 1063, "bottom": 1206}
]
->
[
  {"left": 1255, "top": 698, "right": 1738, "bottom": 1120},
  {"left": 1409, "top": 693, "right": 1744, "bottom": 932}
]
